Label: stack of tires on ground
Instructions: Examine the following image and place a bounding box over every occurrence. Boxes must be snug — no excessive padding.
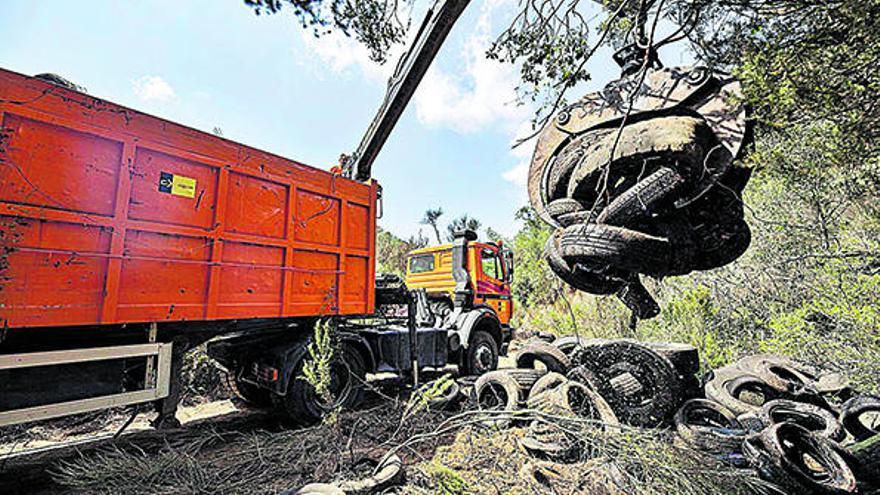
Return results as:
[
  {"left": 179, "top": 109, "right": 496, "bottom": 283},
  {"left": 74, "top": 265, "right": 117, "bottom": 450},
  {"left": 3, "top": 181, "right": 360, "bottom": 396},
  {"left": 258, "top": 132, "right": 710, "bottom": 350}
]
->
[{"left": 467, "top": 336, "right": 880, "bottom": 494}]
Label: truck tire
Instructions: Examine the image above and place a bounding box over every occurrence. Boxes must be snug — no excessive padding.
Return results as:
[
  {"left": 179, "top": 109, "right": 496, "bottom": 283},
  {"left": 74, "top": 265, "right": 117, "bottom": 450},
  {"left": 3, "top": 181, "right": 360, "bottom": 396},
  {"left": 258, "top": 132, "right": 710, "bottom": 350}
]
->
[
  {"left": 515, "top": 341, "right": 572, "bottom": 374},
  {"left": 276, "top": 343, "right": 366, "bottom": 425},
  {"left": 544, "top": 232, "right": 624, "bottom": 295},
  {"left": 742, "top": 423, "right": 857, "bottom": 495},
  {"left": 568, "top": 341, "right": 680, "bottom": 427},
  {"left": 461, "top": 330, "right": 499, "bottom": 376},
  {"left": 475, "top": 369, "right": 546, "bottom": 417},
  {"left": 759, "top": 399, "right": 845, "bottom": 441},
  {"left": 840, "top": 395, "right": 880, "bottom": 442},
  {"left": 735, "top": 354, "right": 850, "bottom": 396},
  {"left": 228, "top": 367, "right": 273, "bottom": 408},
  {"left": 519, "top": 420, "right": 580, "bottom": 462},
  {"left": 546, "top": 198, "right": 585, "bottom": 219},
  {"left": 551, "top": 336, "right": 609, "bottom": 358},
  {"left": 529, "top": 372, "right": 568, "bottom": 399},
  {"left": 527, "top": 380, "right": 618, "bottom": 425},
  {"left": 704, "top": 368, "right": 781, "bottom": 416},
  {"left": 595, "top": 167, "right": 686, "bottom": 226},
  {"left": 559, "top": 223, "right": 671, "bottom": 277},
  {"left": 674, "top": 399, "right": 747, "bottom": 455}
]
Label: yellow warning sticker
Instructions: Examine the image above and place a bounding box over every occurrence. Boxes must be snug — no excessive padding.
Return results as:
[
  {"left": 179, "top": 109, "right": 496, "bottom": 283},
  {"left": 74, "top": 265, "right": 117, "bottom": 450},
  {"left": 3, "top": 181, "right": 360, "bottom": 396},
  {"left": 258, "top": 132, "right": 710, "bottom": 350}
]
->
[
  {"left": 171, "top": 175, "right": 197, "bottom": 198},
  {"left": 158, "top": 171, "right": 197, "bottom": 198}
]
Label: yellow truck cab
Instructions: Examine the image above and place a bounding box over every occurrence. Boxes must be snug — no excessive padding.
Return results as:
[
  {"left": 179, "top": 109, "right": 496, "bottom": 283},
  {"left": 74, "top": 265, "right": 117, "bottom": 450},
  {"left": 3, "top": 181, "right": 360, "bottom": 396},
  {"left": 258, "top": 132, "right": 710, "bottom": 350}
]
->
[{"left": 405, "top": 236, "right": 514, "bottom": 327}]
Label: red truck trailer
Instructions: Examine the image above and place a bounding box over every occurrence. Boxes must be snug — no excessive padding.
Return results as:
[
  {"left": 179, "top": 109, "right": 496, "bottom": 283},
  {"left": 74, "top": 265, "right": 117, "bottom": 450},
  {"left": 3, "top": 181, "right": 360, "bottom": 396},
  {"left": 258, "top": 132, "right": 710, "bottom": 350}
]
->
[
  {"left": 0, "top": 67, "right": 379, "bottom": 426},
  {"left": 0, "top": 0, "right": 511, "bottom": 428}
]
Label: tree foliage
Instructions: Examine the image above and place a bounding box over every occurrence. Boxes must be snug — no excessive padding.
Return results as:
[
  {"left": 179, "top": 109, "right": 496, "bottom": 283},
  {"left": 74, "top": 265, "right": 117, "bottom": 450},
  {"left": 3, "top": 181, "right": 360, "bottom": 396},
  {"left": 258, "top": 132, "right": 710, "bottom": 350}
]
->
[
  {"left": 446, "top": 214, "right": 482, "bottom": 241},
  {"left": 420, "top": 207, "right": 444, "bottom": 244},
  {"left": 377, "top": 226, "right": 427, "bottom": 276},
  {"left": 244, "top": 0, "right": 411, "bottom": 63}
]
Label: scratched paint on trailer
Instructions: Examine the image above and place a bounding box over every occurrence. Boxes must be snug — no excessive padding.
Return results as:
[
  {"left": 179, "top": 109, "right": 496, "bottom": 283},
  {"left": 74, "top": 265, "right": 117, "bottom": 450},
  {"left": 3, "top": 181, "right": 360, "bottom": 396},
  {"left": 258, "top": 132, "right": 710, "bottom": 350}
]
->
[
  {"left": 225, "top": 172, "right": 288, "bottom": 239},
  {"left": 0, "top": 113, "right": 123, "bottom": 216},
  {"left": 217, "top": 241, "right": 284, "bottom": 318},
  {"left": 116, "top": 230, "right": 212, "bottom": 322},
  {"left": 294, "top": 190, "right": 340, "bottom": 246},
  {"left": 0, "top": 67, "right": 377, "bottom": 329},
  {"left": 0, "top": 216, "right": 112, "bottom": 327}
]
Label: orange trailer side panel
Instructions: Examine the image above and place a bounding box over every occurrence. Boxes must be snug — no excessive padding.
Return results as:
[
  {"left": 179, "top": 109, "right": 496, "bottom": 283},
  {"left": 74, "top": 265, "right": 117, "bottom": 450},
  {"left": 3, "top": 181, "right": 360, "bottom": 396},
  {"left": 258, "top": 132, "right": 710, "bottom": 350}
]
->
[{"left": 0, "top": 68, "right": 377, "bottom": 329}]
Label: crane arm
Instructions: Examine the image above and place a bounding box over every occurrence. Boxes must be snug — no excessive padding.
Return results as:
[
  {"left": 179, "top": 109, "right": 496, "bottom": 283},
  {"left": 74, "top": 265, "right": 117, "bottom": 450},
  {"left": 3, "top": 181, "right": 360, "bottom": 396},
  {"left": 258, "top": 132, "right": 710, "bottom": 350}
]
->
[{"left": 345, "top": 0, "right": 471, "bottom": 182}]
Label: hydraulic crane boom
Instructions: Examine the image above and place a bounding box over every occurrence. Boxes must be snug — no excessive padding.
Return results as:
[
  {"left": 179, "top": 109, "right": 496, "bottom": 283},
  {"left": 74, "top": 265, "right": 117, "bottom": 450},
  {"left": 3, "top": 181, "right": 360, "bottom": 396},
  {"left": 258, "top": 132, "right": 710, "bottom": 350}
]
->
[{"left": 344, "top": 0, "right": 471, "bottom": 182}]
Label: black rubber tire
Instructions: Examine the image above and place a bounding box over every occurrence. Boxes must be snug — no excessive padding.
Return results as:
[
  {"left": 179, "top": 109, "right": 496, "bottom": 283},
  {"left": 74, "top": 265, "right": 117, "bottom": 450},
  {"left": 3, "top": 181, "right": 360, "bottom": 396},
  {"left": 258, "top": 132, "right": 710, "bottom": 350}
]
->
[
  {"left": 705, "top": 368, "right": 781, "bottom": 416},
  {"left": 759, "top": 399, "right": 845, "bottom": 441},
  {"left": 529, "top": 372, "right": 568, "bottom": 399},
  {"left": 566, "top": 116, "right": 717, "bottom": 201},
  {"left": 557, "top": 210, "right": 595, "bottom": 227},
  {"left": 567, "top": 340, "right": 680, "bottom": 427},
  {"left": 596, "top": 166, "right": 686, "bottom": 226},
  {"left": 841, "top": 395, "right": 880, "bottom": 442},
  {"left": 461, "top": 330, "right": 499, "bottom": 376},
  {"left": 228, "top": 367, "right": 273, "bottom": 408},
  {"left": 544, "top": 231, "right": 624, "bottom": 295},
  {"left": 559, "top": 223, "right": 671, "bottom": 277},
  {"left": 515, "top": 341, "right": 572, "bottom": 374},
  {"left": 546, "top": 198, "right": 585, "bottom": 219},
  {"left": 527, "top": 380, "right": 619, "bottom": 425},
  {"left": 674, "top": 399, "right": 747, "bottom": 455},
  {"left": 742, "top": 423, "right": 857, "bottom": 495},
  {"left": 475, "top": 369, "right": 546, "bottom": 428},
  {"left": 735, "top": 354, "right": 849, "bottom": 396},
  {"left": 475, "top": 369, "right": 546, "bottom": 410},
  {"left": 552, "top": 337, "right": 610, "bottom": 360},
  {"left": 275, "top": 343, "right": 367, "bottom": 425},
  {"left": 539, "top": 129, "right": 615, "bottom": 213}
]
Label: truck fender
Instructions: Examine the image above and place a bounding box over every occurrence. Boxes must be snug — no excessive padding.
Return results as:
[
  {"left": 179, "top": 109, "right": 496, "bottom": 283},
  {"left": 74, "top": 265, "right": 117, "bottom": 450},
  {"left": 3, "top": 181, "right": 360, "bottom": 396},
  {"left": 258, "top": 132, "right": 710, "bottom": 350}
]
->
[{"left": 450, "top": 306, "right": 502, "bottom": 351}]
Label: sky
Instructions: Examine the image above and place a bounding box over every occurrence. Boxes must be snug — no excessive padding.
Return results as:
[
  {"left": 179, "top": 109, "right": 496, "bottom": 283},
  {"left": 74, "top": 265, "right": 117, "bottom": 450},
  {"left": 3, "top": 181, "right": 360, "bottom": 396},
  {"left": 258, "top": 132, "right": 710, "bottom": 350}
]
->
[{"left": 0, "top": 0, "right": 692, "bottom": 241}]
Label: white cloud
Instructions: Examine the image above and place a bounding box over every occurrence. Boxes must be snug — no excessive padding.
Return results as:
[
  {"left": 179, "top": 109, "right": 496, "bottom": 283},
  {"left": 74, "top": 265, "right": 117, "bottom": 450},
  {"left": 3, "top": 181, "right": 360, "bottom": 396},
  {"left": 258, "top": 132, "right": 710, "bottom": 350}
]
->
[
  {"left": 300, "top": 30, "right": 399, "bottom": 83},
  {"left": 132, "top": 76, "right": 176, "bottom": 102},
  {"left": 413, "top": 1, "right": 527, "bottom": 134},
  {"left": 502, "top": 160, "right": 529, "bottom": 188}
]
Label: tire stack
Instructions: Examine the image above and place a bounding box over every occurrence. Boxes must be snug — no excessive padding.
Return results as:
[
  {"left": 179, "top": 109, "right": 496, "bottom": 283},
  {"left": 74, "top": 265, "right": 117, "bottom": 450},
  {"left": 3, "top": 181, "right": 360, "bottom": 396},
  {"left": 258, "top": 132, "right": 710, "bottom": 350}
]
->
[
  {"left": 500, "top": 336, "right": 879, "bottom": 494},
  {"left": 680, "top": 354, "right": 880, "bottom": 494},
  {"left": 528, "top": 66, "right": 755, "bottom": 319}
]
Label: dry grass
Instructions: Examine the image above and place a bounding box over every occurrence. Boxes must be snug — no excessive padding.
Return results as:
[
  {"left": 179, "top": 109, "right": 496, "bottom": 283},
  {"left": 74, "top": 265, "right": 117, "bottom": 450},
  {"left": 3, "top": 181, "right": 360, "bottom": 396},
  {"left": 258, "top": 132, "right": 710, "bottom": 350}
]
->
[
  {"left": 51, "top": 402, "right": 454, "bottom": 495},
  {"left": 401, "top": 411, "right": 776, "bottom": 495}
]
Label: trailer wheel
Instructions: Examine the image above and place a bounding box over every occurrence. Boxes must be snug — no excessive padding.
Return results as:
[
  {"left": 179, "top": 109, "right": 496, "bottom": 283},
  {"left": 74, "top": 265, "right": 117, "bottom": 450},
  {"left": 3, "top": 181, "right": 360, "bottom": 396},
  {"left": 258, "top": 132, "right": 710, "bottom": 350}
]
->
[
  {"left": 229, "top": 367, "right": 273, "bottom": 408},
  {"left": 278, "top": 344, "right": 367, "bottom": 425},
  {"left": 461, "top": 330, "right": 499, "bottom": 376}
]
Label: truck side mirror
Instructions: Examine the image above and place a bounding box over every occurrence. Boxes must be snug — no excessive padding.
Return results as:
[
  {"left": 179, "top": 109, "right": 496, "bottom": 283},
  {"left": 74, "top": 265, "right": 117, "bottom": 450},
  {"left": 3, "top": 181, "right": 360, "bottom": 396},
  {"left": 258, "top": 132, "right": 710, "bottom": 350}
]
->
[{"left": 503, "top": 249, "right": 514, "bottom": 282}]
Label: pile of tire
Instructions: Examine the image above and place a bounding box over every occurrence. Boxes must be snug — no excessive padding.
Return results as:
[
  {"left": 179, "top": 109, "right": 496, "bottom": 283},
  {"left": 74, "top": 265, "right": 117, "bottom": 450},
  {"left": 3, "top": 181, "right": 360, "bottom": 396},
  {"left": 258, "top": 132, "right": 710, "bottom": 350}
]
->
[
  {"left": 528, "top": 66, "right": 755, "bottom": 320},
  {"left": 470, "top": 337, "right": 698, "bottom": 461},
  {"left": 481, "top": 336, "right": 879, "bottom": 494},
  {"left": 681, "top": 354, "right": 879, "bottom": 494}
]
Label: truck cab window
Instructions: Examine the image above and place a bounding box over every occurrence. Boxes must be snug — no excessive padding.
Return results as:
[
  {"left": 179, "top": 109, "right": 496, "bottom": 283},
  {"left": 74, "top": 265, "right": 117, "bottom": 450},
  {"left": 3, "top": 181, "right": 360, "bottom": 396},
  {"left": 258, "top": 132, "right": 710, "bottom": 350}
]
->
[
  {"left": 481, "top": 248, "right": 500, "bottom": 280},
  {"left": 409, "top": 254, "right": 435, "bottom": 274}
]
